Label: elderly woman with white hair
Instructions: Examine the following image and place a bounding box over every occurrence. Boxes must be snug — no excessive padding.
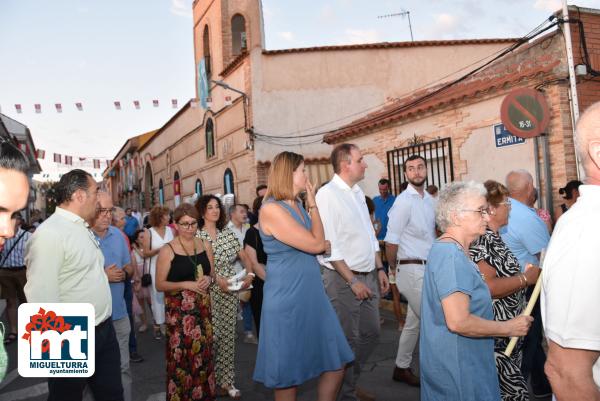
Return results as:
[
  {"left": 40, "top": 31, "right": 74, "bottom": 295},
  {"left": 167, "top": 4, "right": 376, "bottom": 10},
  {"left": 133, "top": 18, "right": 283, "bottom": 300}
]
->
[{"left": 420, "top": 181, "right": 533, "bottom": 401}]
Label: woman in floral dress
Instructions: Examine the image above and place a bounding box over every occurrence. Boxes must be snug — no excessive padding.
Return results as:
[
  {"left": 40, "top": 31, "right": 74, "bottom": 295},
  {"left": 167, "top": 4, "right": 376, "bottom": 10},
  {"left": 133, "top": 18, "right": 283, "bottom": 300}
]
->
[
  {"left": 195, "top": 195, "right": 253, "bottom": 399},
  {"left": 156, "top": 203, "right": 216, "bottom": 401}
]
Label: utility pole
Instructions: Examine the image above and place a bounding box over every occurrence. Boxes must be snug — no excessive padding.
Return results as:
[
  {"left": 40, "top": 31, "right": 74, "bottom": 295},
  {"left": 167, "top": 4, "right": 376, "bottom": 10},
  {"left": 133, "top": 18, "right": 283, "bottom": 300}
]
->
[{"left": 378, "top": 10, "right": 414, "bottom": 42}]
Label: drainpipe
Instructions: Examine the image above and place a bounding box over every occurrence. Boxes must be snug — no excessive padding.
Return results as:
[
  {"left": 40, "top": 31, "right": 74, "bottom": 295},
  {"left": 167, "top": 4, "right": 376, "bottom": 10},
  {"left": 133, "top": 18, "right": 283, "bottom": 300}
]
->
[{"left": 562, "top": 1, "right": 585, "bottom": 180}]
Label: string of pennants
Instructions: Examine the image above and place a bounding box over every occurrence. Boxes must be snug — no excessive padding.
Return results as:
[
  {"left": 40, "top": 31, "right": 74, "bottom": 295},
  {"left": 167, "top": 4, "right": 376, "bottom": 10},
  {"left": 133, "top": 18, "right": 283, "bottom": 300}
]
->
[
  {"left": 38, "top": 151, "right": 146, "bottom": 171},
  {"left": 12, "top": 99, "right": 180, "bottom": 114},
  {"left": 35, "top": 149, "right": 109, "bottom": 169}
]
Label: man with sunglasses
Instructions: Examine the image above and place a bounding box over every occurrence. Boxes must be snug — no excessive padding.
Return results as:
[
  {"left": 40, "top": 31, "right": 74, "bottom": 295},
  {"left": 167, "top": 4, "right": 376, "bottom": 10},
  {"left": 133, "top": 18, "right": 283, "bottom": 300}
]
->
[
  {"left": 501, "top": 169, "right": 552, "bottom": 398},
  {"left": 25, "top": 169, "right": 124, "bottom": 401},
  {"left": 92, "top": 193, "right": 133, "bottom": 401}
]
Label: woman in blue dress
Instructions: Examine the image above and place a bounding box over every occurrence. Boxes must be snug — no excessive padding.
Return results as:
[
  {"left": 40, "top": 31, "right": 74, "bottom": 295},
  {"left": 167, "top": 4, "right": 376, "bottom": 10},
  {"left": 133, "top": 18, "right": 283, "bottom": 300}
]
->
[
  {"left": 254, "top": 151, "right": 354, "bottom": 401},
  {"left": 420, "top": 181, "right": 533, "bottom": 401}
]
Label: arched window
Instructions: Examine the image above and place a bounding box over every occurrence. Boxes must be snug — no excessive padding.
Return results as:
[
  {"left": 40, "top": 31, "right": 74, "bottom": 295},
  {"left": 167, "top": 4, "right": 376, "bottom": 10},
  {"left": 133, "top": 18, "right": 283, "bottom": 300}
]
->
[
  {"left": 205, "top": 118, "right": 215, "bottom": 158},
  {"left": 202, "top": 25, "right": 211, "bottom": 77},
  {"left": 195, "top": 179, "right": 203, "bottom": 196},
  {"left": 223, "top": 168, "right": 234, "bottom": 195},
  {"left": 231, "top": 14, "right": 247, "bottom": 56},
  {"left": 159, "top": 179, "right": 164, "bottom": 206}
]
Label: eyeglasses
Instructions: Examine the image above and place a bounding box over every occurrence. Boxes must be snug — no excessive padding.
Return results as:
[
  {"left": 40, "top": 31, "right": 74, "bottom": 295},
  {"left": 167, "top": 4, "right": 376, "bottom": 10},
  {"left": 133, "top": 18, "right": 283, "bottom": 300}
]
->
[
  {"left": 177, "top": 221, "right": 198, "bottom": 230},
  {"left": 460, "top": 207, "right": 491, "bottom": 217},
  {"left": 97, "top": 207, "right": 114, "bottom": 216}
]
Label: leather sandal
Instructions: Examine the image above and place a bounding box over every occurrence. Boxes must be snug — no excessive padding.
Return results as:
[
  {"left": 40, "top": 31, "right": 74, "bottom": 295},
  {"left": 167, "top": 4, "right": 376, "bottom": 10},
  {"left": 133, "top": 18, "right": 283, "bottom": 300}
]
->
[{"left": 221, "top": 385, "right": 241, "bottom": 399}]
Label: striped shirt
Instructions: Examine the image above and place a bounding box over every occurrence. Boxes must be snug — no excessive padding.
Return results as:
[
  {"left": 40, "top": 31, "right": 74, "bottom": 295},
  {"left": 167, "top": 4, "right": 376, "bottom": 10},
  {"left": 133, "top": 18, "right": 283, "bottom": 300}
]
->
[{"left": 0, "top": 228, "right": 31, "bottom": 268}]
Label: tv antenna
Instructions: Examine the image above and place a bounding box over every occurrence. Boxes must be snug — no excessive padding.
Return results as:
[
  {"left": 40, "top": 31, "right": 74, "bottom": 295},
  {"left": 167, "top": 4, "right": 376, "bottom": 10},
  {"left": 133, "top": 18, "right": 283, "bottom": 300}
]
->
[{"left": 378, "top": 10, "right": 414, "bottom": 42}]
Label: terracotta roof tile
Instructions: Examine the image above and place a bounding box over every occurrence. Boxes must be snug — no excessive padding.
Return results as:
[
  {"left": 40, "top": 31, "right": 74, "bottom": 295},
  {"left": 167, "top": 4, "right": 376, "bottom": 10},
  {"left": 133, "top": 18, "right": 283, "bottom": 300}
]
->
[{"left": 263, "top": 38, "right": 517, "bottom": 55}]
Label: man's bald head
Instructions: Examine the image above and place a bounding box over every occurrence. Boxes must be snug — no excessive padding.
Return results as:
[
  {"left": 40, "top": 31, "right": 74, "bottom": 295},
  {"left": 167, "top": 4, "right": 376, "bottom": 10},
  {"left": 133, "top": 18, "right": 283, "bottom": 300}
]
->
[
  {"left": 576, "top": 102, "right": 600, "bottom": 179},
  {"left": 506, "top": 169, "right": 534, "bottom": 204}
]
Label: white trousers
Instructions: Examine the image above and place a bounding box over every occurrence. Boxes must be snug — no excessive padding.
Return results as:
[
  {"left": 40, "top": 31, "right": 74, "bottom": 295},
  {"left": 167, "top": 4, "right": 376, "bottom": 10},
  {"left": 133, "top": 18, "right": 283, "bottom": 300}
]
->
[{"left": 395, "top": 263, "right": 424, "bottom": 369}]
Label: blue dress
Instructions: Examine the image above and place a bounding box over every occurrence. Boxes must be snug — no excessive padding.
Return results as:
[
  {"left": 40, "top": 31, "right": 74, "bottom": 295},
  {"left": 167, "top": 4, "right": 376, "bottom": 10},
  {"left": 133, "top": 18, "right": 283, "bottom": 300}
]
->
[
  {"left": 420, "top": 241, "right": 501, "bottom": 401},
  {"left": 253, "top": 200, "right": 354, "bottom": 388}
]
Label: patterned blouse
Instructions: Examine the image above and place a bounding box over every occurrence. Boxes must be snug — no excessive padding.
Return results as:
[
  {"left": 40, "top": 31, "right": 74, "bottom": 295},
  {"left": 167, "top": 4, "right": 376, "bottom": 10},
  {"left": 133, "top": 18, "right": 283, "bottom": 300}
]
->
[
  {"left": 470, "top": 228, "right": 526, "bottom": 349},
  {"left": 197, "top": 227, "right": 241, "bottom": 278}
]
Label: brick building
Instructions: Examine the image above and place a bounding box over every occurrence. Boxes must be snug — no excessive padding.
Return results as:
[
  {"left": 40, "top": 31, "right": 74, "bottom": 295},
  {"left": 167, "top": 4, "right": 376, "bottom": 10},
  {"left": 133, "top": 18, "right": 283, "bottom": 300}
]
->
[
  {"left": 324, "top": 6, "right": 600, "bottom": 217},
  {"left": 105, "top": 3, "right": 600, "bottom": 213}
]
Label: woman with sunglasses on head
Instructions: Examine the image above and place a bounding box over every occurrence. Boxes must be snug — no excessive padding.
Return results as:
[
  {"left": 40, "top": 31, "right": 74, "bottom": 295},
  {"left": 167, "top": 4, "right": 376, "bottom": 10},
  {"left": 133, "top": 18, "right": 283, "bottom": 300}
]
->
[
  {"left": 195, "top": 195, "right": 253, "bottom": 399},
  {"left": 469, "top": 180, "right": 541, "bottom": 401},
  {"left": 155, "top": 203, "right": 216, "bottom": 401},
  {"left": 420, "top": 181, "right": 533, "bottom": 401}
]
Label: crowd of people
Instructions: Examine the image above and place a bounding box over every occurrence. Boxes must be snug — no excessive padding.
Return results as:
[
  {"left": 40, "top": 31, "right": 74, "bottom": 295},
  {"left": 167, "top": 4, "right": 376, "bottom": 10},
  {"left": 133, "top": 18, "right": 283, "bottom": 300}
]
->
[{"left": 0, "top": 102, "right": 599, "bottom": 401}]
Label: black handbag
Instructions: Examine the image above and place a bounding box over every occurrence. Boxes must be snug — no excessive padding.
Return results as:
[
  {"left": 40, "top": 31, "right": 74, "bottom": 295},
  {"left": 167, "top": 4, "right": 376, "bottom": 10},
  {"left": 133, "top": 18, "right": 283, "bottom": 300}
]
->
[{"left": 141, "top": 229, "right": 152, "bottom": 287}]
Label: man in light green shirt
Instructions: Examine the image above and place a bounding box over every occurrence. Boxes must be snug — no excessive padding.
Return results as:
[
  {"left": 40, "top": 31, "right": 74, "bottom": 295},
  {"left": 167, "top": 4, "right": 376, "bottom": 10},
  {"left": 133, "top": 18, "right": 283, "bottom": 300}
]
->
[{"left": 25, "top": 169, "right": 124, "bottom": 401}]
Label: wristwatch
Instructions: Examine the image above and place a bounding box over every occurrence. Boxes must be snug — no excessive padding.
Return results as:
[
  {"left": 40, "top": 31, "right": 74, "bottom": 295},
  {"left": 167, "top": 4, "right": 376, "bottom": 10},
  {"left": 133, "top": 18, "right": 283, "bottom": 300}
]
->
[{"left": 347, "top": 276, "right": 359, "bottom": 287}]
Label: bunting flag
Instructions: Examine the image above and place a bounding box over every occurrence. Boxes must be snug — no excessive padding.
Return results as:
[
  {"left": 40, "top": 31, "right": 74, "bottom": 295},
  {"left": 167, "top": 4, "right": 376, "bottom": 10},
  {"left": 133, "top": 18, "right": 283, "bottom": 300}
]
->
[
  {"left": 93, "top": 159, "right": 101, "bottom": 169},
  {"left": 18, "top": 143, "right": 27, "bottom": 152},
  {"left": 5, "top": 98, "right": 192, "bottom": 113},
  {"left": 37, "top": 149, "right": 46, "bottom": 159},
  {"left": 65, "top": 156, "right": 73, "bottom": 165},
  {"left": 54, "top": 153, "right": 61, "bottom": 163}
]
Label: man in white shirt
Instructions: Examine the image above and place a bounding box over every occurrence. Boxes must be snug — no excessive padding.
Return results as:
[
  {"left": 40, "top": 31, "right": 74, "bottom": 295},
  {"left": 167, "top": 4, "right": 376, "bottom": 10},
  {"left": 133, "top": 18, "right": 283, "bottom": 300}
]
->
[
  {"left": 226, "top": 204, "right": 257, "bottom": 344},
  {"left": 384, "top": 154, "right": 436, "bottom": 387},
  {"left": 542, "top": 102, "right": 600, "bottom": 400},
  {"left": 25, "top": 169, "right": 124, "bottom": 401},
  {"left": 317, "top": 143, "right": 389, "bottom": 401}
]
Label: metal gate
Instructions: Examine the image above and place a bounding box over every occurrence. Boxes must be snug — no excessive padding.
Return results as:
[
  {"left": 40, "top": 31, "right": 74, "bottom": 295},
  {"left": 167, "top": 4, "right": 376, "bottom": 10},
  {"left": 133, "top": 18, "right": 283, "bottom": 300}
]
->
[{"left": 386, "top": 137, "right": 454, "bottom": 195}]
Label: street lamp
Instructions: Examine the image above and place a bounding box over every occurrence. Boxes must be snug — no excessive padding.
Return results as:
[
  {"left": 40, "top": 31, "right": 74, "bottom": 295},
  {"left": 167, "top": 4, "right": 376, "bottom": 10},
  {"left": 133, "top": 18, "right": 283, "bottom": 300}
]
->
[{"left": 210, "top": 80, "right": 251, "bottom": 146}]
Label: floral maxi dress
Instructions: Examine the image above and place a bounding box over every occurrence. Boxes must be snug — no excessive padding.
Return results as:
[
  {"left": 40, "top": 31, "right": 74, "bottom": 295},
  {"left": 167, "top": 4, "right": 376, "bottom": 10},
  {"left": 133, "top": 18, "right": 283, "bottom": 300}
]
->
[{"left": 165, "top": 250, "right": 216, "bottom": 401}]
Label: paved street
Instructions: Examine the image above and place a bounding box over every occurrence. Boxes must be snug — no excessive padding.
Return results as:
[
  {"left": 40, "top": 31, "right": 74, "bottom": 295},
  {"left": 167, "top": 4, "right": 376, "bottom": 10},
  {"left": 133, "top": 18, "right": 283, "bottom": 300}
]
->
[
  {"left": 0, "top": 304, "right": 420, "bottom": 401},
  {"left": 0, "top": 300, "right": 552, "bottom": 401}
]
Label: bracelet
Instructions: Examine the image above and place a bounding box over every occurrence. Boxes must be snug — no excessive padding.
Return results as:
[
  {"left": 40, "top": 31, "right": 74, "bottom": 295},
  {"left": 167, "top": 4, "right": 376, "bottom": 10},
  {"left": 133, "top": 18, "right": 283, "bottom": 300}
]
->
[
  {"left": 247, "top": 272, "right": 256, "bottom": 279},
  {"left": 521, "top": 273, "right": 528, "bottom": 287},
  {"left": 517, "top": 274, "right": 525, "bottom": 289},
  {"left": 376, "top": 266, "right": 385, "bottom": 271},
  {"left": 308, "top": 205, "right": 318, "bottom": 213},
  {"left": 347, "top": 276, "right": 359, "bottom": 287}
]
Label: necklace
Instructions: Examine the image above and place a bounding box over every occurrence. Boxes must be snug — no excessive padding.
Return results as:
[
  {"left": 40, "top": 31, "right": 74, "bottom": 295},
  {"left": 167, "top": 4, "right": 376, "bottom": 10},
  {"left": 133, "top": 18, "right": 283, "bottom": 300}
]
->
[
  {"left": 439, "top": 235, "right": 485, "bottom": 281},
  {"left": 178, "top": 237, "right": 203, "bottom": 280}
]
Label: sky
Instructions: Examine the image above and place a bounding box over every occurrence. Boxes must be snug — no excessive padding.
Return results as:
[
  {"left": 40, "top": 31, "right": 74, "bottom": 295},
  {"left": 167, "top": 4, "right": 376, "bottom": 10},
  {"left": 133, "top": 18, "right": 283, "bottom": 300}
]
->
[{"left": 1, "top": 0, "right": 599, "bottom": 175}]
